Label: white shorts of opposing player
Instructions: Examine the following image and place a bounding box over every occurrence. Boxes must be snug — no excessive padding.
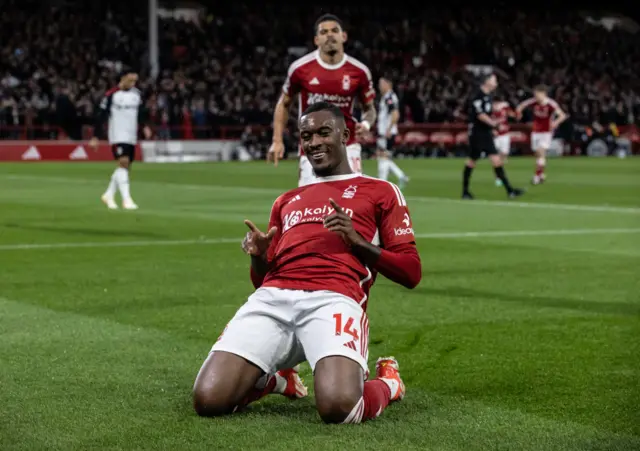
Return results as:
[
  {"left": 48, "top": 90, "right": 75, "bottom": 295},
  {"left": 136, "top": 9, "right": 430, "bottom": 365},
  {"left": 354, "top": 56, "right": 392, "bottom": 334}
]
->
[
  {"left": 494, "top": 134, "right": 511, "bottom": 155},
  {"left": 298, "top": 143, "right": 362, "bottom": 187},
  {"left": 211, "top": 287, "right": 370, "bottom": 377}
]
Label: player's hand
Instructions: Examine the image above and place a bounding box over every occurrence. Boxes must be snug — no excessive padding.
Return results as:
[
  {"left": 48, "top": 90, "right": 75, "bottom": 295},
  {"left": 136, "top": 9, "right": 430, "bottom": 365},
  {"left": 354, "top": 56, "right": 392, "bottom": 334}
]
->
[
  {"left": 324, "top": 198, "right": 365, "bottom": 247},
  {"left": 89, "top": 137, "right": 99, "bottom": 151},
  {"left": 267, "top": 141, "right": 285, "bottom": 167},
  {"left": 385, "top": 130, "right": 392, "bottom": 138},
  {"left": 355, "top": 122, "right": 370, "bottom": 140},
  {"left": 242, "top": 220, "right": 278, "bottom": 257}
]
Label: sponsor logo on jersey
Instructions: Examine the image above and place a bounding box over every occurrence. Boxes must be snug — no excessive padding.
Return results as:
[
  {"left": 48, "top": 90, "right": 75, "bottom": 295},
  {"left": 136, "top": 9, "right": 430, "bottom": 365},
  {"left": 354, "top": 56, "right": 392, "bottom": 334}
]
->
[
  {"left": 394, "top": 212, "right": 414, "bottom": 236},
  {"left": 113, "top": 103, "right": 139, "bottom": 110},
  {"left": 307, "top": 93, "right": 351, "bottom": 108},
  {"left": 283, "top": 204, "right": 354, "bottom": 232},
  {"left": 310, "top": 77, "right": 320, "bottom": 85}
]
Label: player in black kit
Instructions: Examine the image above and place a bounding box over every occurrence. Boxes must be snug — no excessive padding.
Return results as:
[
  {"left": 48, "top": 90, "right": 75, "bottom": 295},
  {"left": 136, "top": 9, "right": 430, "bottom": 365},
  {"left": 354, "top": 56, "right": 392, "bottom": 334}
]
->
[{"left": 462, "top": 74, "right": 524, "bottom": 199}]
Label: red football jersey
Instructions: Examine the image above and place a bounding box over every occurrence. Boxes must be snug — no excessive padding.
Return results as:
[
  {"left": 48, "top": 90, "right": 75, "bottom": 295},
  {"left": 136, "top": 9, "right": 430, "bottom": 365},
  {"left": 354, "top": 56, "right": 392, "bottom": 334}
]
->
[
  {"left": 492, "top": 101, "right": 512, "bottom": 136},
  {"left": 260, "top": 174, "right": 416, "bottom": 311},
  {"left": 519, "top": 97, "right": 560, "bottom": 132},
  {"left": 282, "top": 50, "right": 375, "bottom": 150}
]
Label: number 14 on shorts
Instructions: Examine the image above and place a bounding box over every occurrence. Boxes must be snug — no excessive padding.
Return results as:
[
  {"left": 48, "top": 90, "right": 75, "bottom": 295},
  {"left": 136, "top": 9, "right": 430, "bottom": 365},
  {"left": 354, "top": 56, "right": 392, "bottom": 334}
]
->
[
  {"left": 333, "top": 312, "right": 369, "bottom": 360},
  {"left": 333, "top": 313, "right": 359, "bottom": 340}
]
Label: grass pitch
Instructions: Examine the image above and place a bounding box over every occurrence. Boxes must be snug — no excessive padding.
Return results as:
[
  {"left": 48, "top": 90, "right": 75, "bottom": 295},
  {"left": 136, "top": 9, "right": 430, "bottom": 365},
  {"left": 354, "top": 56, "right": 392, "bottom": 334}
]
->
[{"left": 0, "top": 157, "right": 639, "bottom": 450}]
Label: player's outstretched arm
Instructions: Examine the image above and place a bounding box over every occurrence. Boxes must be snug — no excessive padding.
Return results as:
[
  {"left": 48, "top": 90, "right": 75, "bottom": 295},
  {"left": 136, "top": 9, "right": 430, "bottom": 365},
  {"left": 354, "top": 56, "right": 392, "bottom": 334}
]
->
[
  {"left": 324, "top": 199, "right": 421, "bottom": 289},
  {"left": 515, "top": 98, "right": 535, "bottom": 119}
]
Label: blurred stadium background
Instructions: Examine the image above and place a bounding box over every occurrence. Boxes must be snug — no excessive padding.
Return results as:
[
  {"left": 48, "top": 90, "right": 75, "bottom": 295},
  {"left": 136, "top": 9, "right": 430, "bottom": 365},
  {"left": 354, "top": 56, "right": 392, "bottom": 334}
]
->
[
  {"left": 1, "top": 0, "right": 639, "bottom": 161},
  {"left": 1, "top": 2, "right": 639, "bottom": 451}
]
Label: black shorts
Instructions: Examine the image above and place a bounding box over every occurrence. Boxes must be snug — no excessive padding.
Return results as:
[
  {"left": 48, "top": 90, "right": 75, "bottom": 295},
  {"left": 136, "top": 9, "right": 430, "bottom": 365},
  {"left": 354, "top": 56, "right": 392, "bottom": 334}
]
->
[
  {"left": 377, "top": 135, "right": 397, "bottom": 152},
  {"left": 111, "top": 143, "right": 136, "bottom": 162},
  {"left": 468, "top": 132, "right": 497, "bottom": 160}
]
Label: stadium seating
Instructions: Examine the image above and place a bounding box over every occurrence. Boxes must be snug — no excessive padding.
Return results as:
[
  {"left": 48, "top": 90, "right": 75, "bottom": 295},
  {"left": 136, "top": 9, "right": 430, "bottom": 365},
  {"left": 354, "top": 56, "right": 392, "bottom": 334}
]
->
[{"left": 1, "top": 1, "right": 638, "bottom": 153}]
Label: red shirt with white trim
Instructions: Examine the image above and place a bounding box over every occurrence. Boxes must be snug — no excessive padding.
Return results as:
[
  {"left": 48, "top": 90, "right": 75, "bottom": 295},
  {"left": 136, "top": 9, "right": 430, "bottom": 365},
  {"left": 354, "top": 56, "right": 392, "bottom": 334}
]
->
[
  {"left": 282, "top": 50, "right": 375, "bottom": 150},
  {"left": 519, "top": 97, "right": 560, "bottom": 132},
  {"left": 255, "top": 174, "right": 419, "bottom": 311}
]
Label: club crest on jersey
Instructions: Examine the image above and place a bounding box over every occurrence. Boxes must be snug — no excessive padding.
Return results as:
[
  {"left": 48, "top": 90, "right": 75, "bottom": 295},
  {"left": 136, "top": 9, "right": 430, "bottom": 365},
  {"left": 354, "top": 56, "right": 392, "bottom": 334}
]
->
[
  {"left": 342, "top": 75, "right": 351, "bottom": 91},
  {"left": 342, "top": 185, "right": 357, "bottom": 199}
]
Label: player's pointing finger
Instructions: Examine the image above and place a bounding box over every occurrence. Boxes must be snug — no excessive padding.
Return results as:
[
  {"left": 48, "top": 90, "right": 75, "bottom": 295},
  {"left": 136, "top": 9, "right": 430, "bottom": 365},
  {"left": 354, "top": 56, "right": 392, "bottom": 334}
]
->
[
  {"left": 244, "top": 219, "right": 260, "bottom": 233},
  {"left": 328, "top": 198, "right": 344, "bottom": 213}
]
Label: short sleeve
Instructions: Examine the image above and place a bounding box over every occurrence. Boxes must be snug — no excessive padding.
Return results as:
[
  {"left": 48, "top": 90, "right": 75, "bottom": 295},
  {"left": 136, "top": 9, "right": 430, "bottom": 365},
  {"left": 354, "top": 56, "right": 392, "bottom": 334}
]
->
[
  {"left": 387, "top": 94, "right": 399, "bottom": 111},
  {"left": 358, "top": 66, "right": 375, "bottom": 105},
  {"left": 282, "top": 64, "right": 302, "bottom": 97}
]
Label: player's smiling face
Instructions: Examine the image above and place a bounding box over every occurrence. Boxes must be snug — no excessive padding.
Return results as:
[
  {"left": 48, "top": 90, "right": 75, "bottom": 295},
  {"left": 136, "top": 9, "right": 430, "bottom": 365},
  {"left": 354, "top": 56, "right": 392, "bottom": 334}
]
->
[
  {"left": 314, "top": 21, "right": 346, "bottom": 55},
  {"left": 299, "top": 111, "right": 349, "bottom": 176}
]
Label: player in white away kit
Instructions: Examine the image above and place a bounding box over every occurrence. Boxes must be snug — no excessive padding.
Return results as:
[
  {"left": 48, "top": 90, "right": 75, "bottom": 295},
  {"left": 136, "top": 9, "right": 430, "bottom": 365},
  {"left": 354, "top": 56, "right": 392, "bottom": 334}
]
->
[
  {"left": 268, "top": 14, "right": 376, "bottom": 187},
  {"left": 376, "top": 77, "right": 408, "bottom": 188},
  {"left": 193, "top": 102, "right": 421, "bottom": 424},
  {"left": 515, "top": 85, "right": 567, "bottom": 185},
  {"left": 90, "top": 72, "right": 151, "bottom": 209}
]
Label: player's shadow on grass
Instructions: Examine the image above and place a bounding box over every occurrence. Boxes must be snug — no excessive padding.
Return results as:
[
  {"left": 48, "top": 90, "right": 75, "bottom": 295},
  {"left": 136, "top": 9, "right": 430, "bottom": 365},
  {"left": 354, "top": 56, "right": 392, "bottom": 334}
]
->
[
  {"left": 2, "top": 222, "right": 166, "bottom": 239},
  {"left": 415, "top": 286, "right": 640, "bottom": 316},
  {"left": 179, "top": 393, "right": 318, "bottom": 420}
]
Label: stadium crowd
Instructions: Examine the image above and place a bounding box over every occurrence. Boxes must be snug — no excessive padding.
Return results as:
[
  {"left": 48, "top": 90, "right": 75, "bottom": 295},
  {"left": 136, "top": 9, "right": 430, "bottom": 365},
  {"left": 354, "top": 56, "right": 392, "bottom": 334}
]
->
[{"left": 1, "top": 1, "right": 639, "bottom": 145}]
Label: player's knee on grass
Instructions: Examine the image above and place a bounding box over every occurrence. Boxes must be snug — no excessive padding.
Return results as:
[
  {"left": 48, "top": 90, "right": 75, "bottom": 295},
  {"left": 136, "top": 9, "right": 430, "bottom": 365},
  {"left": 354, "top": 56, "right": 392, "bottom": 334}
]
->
[
  {"left": 465, "top": 158, "right": 476, "bottom": 168},
  {"left": 313, "top": 356, "right": 365, "bottom": 424},
  {"left": 193, "top": 351, "right": 263, "bottom": 417}
]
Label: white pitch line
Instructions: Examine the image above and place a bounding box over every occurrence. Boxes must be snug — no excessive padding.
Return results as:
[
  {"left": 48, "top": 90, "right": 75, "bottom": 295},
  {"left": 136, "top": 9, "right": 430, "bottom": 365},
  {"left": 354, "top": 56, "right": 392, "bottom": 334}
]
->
[
  {"left": 406, "top": 196, "right": 640, "bottom": 214},
  {"left": 3, "top": 174, "right": 640, "bottom": 214},
  {"left": 1, "top": 228, "right": 638, "bottom": 251}
]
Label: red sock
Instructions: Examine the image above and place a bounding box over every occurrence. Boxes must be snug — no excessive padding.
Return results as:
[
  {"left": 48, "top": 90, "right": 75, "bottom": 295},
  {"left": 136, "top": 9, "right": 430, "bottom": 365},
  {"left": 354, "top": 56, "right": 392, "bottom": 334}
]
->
[
  {"left": 234, "top": 375, "right": 276, "bottom": 412},
  {"left": 362, "top": 379, "right": 391, "bottom": 420},
  {"left": 535, "top": 165, "right": 544, "bottom": 177}
]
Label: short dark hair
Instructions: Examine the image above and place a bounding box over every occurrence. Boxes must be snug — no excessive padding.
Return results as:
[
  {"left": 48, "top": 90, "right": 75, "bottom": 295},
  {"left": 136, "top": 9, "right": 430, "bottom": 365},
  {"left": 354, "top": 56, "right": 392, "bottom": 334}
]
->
[
  {"left": 534, "top": 84, "right": 548, "bottom": 93},
  {"left": 478, "top": 73, "right": 495, "bottom": 85},
  {"left": 314, "top": 14, "right": 344, "bottom": 35},
  {"left": 301, "top": 101, "right": 345, "bottom": 121},
  {"left": 119, "top": 69, "right": 137, "bottom": 79}
]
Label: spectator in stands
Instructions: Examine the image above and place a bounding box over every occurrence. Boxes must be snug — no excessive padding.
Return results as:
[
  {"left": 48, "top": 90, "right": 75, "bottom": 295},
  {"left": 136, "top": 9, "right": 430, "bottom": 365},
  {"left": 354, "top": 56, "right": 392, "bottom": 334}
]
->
[{"left": 0, "top": 0, "right": 638, "bottom": 145}]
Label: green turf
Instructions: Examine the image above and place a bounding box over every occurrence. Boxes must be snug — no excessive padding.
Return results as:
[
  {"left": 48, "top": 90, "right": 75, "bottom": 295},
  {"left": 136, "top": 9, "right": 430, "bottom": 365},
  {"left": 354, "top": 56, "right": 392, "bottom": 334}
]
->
[{"left": 0, "top": 157, "right": 639, "bottom": 450}]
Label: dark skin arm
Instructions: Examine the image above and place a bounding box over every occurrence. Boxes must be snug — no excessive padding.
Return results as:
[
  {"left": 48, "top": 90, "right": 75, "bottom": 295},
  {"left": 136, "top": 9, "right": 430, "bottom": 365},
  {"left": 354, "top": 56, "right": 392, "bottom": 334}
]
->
[
  {"left": 241, "top": 219, "right": 278, "bottom": 278},
  {"left": 355, "top": 101, "right": 377, "bottom": 139}
]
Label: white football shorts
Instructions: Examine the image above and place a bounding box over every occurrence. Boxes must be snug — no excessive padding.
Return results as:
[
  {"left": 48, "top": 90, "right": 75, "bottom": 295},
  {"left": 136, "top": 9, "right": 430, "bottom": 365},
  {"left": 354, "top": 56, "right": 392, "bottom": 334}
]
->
[
  {"left": 211, "top": 287, "right": 370, "bottom": 375},
  {"left": 531, "top": 132, "right": 553, "bottom": 151},
  {"left": 494, "top": 134, "right": 511, "bottom": 155},
  {"left": 298, "top": 143, "right": 362, "bottom": 187}
]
